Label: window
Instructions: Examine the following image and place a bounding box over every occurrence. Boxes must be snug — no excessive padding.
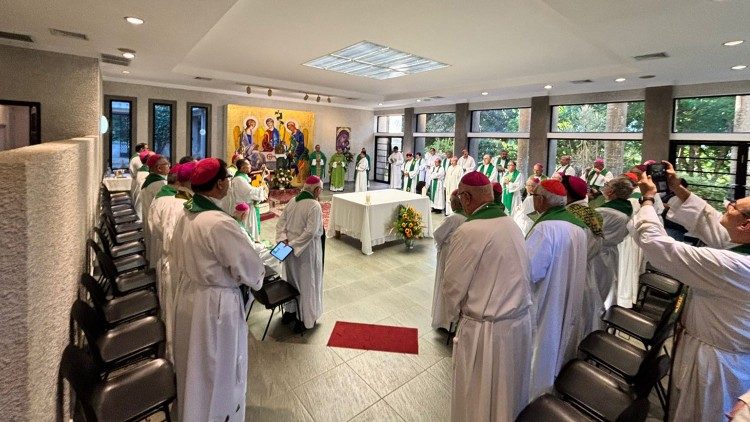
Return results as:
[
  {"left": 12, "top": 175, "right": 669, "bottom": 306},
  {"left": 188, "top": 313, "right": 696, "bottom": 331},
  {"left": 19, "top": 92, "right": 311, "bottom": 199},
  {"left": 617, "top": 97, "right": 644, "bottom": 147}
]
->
[
  {"left": 416, "top": 112, "right": 455, "bottom": 133},
  {"left": 547, "top": 139, "right": 642, "bottom": 178},
  {"left": 104, "top": 96, "right": 136, "bottom": 170},
  {"left": 674, "top": 94, "right": 750, "bottom": 133},
  {"left": 375, "top": 115, "right": 404, "bottom": 133},
  {"left": 469, "top": 138, "right": 520, "bottom": 163},
  {"left": 471, "top": 108, "right": 530, "bottom": 133},
  {"left": 551, "top": 101, "right": 644, "bottom": 133},
  {"left": 187, "top": 103, "right": 211, "bottom": 159},
  {"left": 374, "top": 136, "right": 402, "bottom": 183},
  {"left": 148, "top": 99, "right": 176, "bottom": 159},
  {"left": 670, "top": 142, "right": 748, "bottom": 208}
]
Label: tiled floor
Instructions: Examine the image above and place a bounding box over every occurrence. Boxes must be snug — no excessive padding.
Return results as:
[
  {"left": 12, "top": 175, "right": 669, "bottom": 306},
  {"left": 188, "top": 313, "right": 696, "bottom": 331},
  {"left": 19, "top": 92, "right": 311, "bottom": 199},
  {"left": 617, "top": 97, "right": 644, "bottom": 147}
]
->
[{"left": 247, "top": 181, "right": 454, "bottom": 422}]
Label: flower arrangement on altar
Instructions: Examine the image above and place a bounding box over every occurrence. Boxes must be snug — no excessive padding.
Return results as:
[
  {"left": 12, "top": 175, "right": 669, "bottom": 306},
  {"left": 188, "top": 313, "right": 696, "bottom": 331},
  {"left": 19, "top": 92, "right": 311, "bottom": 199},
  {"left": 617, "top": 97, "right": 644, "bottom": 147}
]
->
[
  {"left": 392, "top": 205, "right": 424, "bottom": 248},
  {"left": 272, "top": 167, "right": 292, "bottom": 189}
]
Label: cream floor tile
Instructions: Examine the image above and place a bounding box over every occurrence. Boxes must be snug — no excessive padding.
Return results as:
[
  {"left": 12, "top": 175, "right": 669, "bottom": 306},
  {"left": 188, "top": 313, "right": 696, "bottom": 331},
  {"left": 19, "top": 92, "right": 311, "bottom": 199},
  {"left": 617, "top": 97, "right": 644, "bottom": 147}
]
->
[
  {"left": 294, "top": 364, "right": 380, "bottom": 422},
  {"left": 329, "top": 345, "right": 367, "bottom": 362},
  {"left": 331, "top": 301, "right": 394, "bottom": 325},
  {"left": 394, "top": 283, "right": 434, "bottom": 310},
  {"left": 260, "top": 341, "right": 344, "bottom": 390},
  {"left": 346, "top": 351, "right": 438, "bottom": 397},
  {"left": 425, "top": 357, "right": 453, "bottom": 390},
  {"left": 281, "top": 311, "right": 339, "bottom": 346},
  {"left": 245, "top": 391, "right": 315, "bottom": 422},
  {"left": 349, "top": 400, "right": 405, "bottom": 422},
  {"left": 384, "top": 371, "right": 451, "bottom": 422},
  {"left": 416, "top": 334, "right": 453, "bottom": 358},
  {"left": 356, "top": 290, "right": 422, "bottom": 316},
  {"left": 384, "top": 305, "right": 434, "bottom": 337}
]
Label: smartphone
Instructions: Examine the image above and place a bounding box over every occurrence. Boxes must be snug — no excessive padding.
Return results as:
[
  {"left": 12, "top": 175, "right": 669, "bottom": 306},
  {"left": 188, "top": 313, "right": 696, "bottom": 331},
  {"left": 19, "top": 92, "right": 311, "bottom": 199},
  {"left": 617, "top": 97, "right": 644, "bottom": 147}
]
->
[{"left": 647, "top": 163, "right": 670, "bottom": 193}]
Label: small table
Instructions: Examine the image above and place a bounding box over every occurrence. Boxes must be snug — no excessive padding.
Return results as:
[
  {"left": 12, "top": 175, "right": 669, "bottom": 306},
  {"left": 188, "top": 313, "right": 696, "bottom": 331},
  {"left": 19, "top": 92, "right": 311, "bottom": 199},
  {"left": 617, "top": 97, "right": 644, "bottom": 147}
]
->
[
  {"left": 102, "top": 175, "right": 132, "bottom": 192},
  {"left": 328, "top": 189, "right": 433, "bottom": 255}
]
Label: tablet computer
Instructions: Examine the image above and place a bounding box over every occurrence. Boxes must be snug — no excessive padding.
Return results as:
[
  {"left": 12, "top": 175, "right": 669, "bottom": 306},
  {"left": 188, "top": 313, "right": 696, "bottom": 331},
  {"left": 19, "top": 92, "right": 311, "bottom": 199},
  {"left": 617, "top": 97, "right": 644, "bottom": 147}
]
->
[{"left": 270, "top": 241, "right": 294, "bottom": 261}]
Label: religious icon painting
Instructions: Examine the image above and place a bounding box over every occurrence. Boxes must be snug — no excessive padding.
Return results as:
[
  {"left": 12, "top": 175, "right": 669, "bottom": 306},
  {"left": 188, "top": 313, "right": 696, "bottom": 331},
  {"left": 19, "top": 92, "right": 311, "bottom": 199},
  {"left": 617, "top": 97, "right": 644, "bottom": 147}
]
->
[{"left": 336, "top": 127, "right": 351, "bottom": 151}]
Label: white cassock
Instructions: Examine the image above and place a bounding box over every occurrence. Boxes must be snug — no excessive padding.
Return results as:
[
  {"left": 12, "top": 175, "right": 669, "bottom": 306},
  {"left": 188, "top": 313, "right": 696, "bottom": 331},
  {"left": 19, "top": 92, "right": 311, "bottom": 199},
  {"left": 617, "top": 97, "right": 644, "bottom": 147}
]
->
[
  {"left": 276, "top": 195, "right": 324, "bottom": 329},
  {"left": 431, "top": 212, "right": 466, "bottom": 330},
  {"left": 512, "top": 195, "right": 536, "bottom": 236},
  {"left": 427, "top": 166, "right": 446, "bottom": 210},
  {"left": 147, "top": 189, "right": 188, "bottom": 361},
  {"left": 526, "top": 214, "right": 588, "bottom": 399},
  {"left": 476, "top": 163, "right": 498, "bottom": 183},
  {"left": 553, "top": 164, "right": 577, "bottom": 177},
  {"left": 131, "top": 169, "right": 149, "bottom": 219},
  {"left": 402, "top": 159, "right": 419, "bottom": 193},
  {"left": 502, "top": 172, "right": 523, "bottom": 215},
  {"left": 388, "top": 152, "right": 404, "bottom": 189},
  {"left": 634, "top": 194, "right": 750, "bottom": 421},
  {"left": 416, "top": 158, "right": 428, "bottom": 187},
  {"left": 423, "top": 153, "right": 436, "bottom": 173},
  {"left": 591, "top": 203, "right": 631, "bottom": 310},
  {"left": 567, "top": 199, "right": 604, "bottom": 336},
  {"left": 128, "top": 155, "right": 142, "bottom": 179},
  {"left": 355, "top": 157, "right": 369, "bottom": 192},
  {"left": 443, "top": 209, "right": 533, "bottom": 421},
  {"left": 493, "top": 157, "right": 510, "bottom": 175},
  {"left": 224, "top": 174, "right": 268, "bottom": 241},
  {"left": 141, "top": 176, "right": 167, "bottom": 266},
  {"left": 171, "top": 196, "right": 265, "bottom": 422},
  {"left": 457, "top": 155, "right": 476, "bottom": 174},
  {"left": 584, "top": 168, "right": 614, "bottom": 191},
  {"left": 444, "top": 165, "right": 463, "bottom": 215}
]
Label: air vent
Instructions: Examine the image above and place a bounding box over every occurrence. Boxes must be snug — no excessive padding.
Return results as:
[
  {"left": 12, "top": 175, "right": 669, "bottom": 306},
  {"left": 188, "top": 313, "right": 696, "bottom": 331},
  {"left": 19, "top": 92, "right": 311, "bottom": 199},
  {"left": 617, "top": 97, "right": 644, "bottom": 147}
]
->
[
  {"left": 0, "top": 31, "right": 33, "bottom": 43},
  {"left": 100, "top": 54, "right": 131, "bottom": 66},
  {"left": 194, "top": 76, "right": 212, "bottom": 81},
  {"left": 633, "top": 52, "right": 669, "bottom": 61},
  {"left": 570, "top": 79, "right": 593, "bottom": 84},
  {"left": 639, "top": 75, "right": 656, "bottom": 79},
  {"left": 49, "top": 28, "right": 88, "bottom": 41},
  {"left": 429, "top": 96, "right": 445, "bottom": 99},
  {"left": 420, "top": 98, "right": 433, "bottom": 102}
]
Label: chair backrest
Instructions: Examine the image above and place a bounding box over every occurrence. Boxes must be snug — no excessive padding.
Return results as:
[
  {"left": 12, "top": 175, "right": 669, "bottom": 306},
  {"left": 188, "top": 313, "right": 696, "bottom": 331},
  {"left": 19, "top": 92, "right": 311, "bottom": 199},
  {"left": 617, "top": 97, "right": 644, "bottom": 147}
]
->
[
  {"left": 60, "top": 344, "right": 101, "bottom": 399},
  {"left": 80, "top": 273, "right": 107, "bottom": 305},
  {"left": 640, "top": 272, "right": 681, "bottom": 296},
  {"left": 615, "top": 397, "right": 649, "bottom": 422},
  {"left": 93, "top": 226, "right": 113, "bottom": 255},
  {"left": 649, "top": 284, "right": 689, "bottom": 348},
  {"left": 71, "top": 300, "right": 106, "bottom": 349},
  {"left": 633, "top": 354, "right": 671, "bottom": 399}
]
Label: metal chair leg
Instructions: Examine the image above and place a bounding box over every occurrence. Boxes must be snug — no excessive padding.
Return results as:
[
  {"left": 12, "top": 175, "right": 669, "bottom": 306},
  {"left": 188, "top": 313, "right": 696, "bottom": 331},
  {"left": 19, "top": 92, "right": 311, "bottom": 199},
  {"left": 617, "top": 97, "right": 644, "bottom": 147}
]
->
[
  {"left": 246, "top": 301, "right": 254, "bottom": 322},
  {"left": 262, "top": 307, "right": 275, "bottom": 341}
]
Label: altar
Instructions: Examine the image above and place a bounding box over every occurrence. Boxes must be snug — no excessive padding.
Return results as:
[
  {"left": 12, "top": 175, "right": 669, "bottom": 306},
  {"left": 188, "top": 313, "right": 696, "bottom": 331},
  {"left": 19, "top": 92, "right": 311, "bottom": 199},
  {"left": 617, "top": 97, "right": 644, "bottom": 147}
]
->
[{"left": 327, "top": 189, "right": 434, "bottom": 255}]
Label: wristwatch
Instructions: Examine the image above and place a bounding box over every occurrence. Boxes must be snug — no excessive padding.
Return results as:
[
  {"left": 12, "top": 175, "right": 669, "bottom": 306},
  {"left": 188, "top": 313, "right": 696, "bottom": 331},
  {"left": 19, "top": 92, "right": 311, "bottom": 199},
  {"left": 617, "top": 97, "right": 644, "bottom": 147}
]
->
[{"left": 639, "top": 196, "right": 655, "bottom": 205}]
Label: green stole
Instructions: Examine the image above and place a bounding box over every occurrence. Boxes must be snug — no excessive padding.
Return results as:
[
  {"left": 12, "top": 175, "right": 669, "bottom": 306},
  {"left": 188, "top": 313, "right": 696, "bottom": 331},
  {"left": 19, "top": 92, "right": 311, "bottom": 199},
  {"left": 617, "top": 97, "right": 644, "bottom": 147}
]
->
[
  {"left": 295, "top": 190, "right": 315, "bottom": 201},
  {"left": 630, "top": 191, "right": 642, "bottom": 200},
  {"left": 478, "top": 163, "right": 495, "bottom": 178},
  {"left": 138, "top": 165, "right": 149, "bottom": 172},
  {"left": 184, "top": 194, "right": 226, "bottom": 214},
  {"left": 587, "top": 168, "right": 609, "bottom": 186},
  {"left": 466, "top": 203, "right": 506, "bottom": 221},
  {"left": 502, "top": 170, "right": 520, "bottom": 211},
  {"left": 311, "top": 152, "right": 325, "bottom": 175},
  {"left": 142, "top": 173, "right": 166, "bottom": 189},
  {"left": 175, "top": 189, "right": 192, "bottom": 201},
  {"left": 730, "top": 244, "right": 750, "bottom": 255},
  {"left": 599, "top": 198, "right": 633, "bottom": 217},
  {"left": 429, "top": 168, "right": 441, "bottom": 202},
  {"left": 404, "top": 159, "right": 417, "bottom": 191},
  {"left": 155, "top": 185, "right": 178, "bottom": 199},
  {"left": 527, "top": 205, "right": 587, "bottom": 238},
  {"left": 234, "top": 171, "right": 250, "bottom": 181}
]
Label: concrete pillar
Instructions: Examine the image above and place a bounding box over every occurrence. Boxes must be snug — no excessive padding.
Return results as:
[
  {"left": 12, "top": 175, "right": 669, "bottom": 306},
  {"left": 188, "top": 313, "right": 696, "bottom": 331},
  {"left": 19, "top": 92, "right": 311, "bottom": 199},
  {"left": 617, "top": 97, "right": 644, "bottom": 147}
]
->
[
  {"left": 403, "top": 107, "right": 414, "bottom": 153},
  {"left": 643, "top": 86, "right": 673, "bottom": 161},
  {"left": 529, "top": 96, "right": 551, "bottom": 172},
  {"left": 454, "top": 103, "right": 469, "bottom": 155}
]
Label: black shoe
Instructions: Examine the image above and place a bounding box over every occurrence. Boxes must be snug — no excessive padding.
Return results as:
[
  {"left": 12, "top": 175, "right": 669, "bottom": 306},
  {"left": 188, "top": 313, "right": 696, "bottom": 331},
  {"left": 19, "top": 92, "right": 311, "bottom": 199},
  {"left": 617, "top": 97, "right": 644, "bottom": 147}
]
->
[
  {"left": 293, "top": 320, "right": 308, "bottom": 334},
  {"left": 282, "top": 312, "right": 297, "bottom": 324}
]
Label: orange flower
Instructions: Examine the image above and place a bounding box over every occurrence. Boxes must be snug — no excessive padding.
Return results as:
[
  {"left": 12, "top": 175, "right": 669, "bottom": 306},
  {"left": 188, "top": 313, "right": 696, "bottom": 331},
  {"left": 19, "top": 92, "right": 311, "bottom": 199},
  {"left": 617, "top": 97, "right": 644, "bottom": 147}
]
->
[{"left": 401, "top": 223, "right": 406, "bottom": 227}]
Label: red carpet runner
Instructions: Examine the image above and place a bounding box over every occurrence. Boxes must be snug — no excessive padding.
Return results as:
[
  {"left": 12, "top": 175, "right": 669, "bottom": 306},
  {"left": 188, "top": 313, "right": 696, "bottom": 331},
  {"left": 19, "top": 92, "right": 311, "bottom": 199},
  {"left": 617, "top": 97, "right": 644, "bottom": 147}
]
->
[{"left": 327, "top": 321, "right": 419, "bottom": 354}]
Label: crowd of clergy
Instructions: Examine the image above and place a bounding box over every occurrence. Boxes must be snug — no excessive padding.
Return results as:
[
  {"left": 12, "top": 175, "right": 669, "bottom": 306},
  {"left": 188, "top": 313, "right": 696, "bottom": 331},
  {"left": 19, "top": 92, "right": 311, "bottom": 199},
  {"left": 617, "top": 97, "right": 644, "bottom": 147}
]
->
[{"left": 125, "top": 141, "right": 749, "bottom": 421}]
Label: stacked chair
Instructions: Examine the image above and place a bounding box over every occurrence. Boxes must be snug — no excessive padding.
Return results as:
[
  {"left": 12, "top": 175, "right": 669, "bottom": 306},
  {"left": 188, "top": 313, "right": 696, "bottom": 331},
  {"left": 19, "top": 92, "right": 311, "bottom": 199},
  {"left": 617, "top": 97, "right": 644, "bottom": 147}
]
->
[
  {"left": 517, "top": 268, "right": 686, "bottom": 422},
  {"left": 61, "top": 184, "right": 176, "bottom": 421}
]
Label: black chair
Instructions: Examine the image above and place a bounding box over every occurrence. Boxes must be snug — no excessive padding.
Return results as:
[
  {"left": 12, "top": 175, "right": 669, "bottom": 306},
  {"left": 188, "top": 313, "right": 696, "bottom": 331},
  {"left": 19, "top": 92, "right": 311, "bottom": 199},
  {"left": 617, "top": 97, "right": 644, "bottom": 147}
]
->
[
  {"left": 88, "top": 238, "right": 148, "bottom": 277},
  {"left": 102, "top": 211, "right": 143, "bottom": 235},
  {"left": 554, "top": 356, "right": 669, "bottom": 421},
  {"left": 71, "top": 300, "right": 164, "bottom": 371},
  {"left": 634, "top": 271, "right": 682, "bottom": 320},
  {"left": 80, "top": 273, "right": 158, "bottom": 327},
  {"left": 101, "top": 213, "right": 144, "bottom": 244},
  {"left": 516, "top": 394, "right": 594, "bottom": 421},
  {"left": 245, "top": 265, "right": 300, "bottom": 341},
  {"left": 90, "top": 243, "right": 155, "bottom": 297},
  {"left": 61, "top": 345, "right": 175, "bottom": 422},
  {"left": 94, "top": 227, "right": 145, "bottom": 260}
]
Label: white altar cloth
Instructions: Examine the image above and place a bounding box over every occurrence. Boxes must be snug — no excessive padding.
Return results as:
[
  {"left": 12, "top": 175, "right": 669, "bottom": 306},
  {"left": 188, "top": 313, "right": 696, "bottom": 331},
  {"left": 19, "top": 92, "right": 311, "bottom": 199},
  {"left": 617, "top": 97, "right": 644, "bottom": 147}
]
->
[
  {"left": 328, "top": 189, "right": 433, "bottom": 255},
  {"left": 102, "top": 175, "right": 132, "bottom": 192}
]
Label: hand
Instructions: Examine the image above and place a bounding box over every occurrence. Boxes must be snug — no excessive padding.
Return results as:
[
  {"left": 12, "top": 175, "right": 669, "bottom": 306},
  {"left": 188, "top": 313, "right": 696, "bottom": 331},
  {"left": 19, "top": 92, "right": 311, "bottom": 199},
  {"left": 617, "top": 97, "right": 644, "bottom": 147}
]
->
[
  {"left": 662, "top": 161, "right": 682, "bottom": 191},
  {"left": 638, "top": 172, "right": 658, "bottom": 198},
  {"left": 728, "top": 399, "right": 748, "bottom": 420}
]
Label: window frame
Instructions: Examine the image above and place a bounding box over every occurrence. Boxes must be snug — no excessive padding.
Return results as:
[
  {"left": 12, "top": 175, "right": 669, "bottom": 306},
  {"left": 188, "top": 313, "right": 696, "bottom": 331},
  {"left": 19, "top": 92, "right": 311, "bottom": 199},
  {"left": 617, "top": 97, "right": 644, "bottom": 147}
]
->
[
  {"left": 672, "top": 93, "right": 750, "bottom": 135},
  {"left": 374, "top": 114, "right": 405, "bottom": 136},
  {"left": 549, "top": 100, "right": 645, "bottom": 134},
  {"left": 469, "top": 107, "right": 531, "bottom": 136},
  {"left": 104, "top": 95, "right": 137, "bottom": 170},
  {"left": 148, "top": 98, "right": 177, "bottom": 159},
  {"left": 186, "top": 102, "right": 211, "bottom": 159}
]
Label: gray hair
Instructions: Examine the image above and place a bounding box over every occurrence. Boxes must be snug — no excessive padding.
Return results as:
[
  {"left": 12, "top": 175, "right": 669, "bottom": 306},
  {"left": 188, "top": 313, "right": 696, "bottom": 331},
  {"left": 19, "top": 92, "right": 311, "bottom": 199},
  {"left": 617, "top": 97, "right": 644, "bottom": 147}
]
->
[
  {"left": 302, "top": 180, "right": 322, "bottom": 193},
  {"left": 606, "top": 176, "right": 635, "bottom": 200},
  {"left": 536, "top": 184, "right": 567, "bottom": 207}
]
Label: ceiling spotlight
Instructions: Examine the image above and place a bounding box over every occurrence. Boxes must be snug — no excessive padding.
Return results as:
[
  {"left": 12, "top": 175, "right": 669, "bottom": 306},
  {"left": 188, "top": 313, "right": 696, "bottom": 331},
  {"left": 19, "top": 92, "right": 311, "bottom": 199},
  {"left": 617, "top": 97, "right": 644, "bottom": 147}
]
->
[
  {"left": 267, "top": 88, "right": 272, "bottom": 96},
  {"left": 246, "top": 86, "right": 251, "bottom": 94},
  {"left": 316, "top": 95, "right": 321, "bottom": 102},
  {"left": 481, "top": 92, "right": 488, "bottom": 96},
  {"left": 124, "top": 17, "right": 144, "bottom": 25},
  {"left": 615, "top": 77, "right": 626, "bottom": 82},
  {"left": 303, "top": 93, "right": 309, "bottom": 100},
  {"left": 327, "top": 97, "right": 331, "bottom": 103},
  {"left": 378, "top": 102, "right": 383, "bottom": 106},
  {"left": 416, "top": 99, "right": 421, "bottom": 102},
  {"left": 723, "top": 40, "right": 744, "bottom": 46},
  {"left": 122, "top": 52, "right": 135, "bottom": 59},
  {"left": 122, "top": 70, "right": 130, "bottom": 74},
  {"left": 544, "top": 84, "right": 553, "bottom": 90},
  {"left": 732, "top": 65, "right": 748, "bottom": 70}
]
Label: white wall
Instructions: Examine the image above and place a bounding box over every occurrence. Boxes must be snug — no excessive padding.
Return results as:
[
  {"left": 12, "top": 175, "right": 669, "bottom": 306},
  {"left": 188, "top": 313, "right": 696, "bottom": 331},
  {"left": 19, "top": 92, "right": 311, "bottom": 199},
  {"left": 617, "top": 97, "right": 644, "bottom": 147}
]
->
[{"left": 103, "top": 81, "right": 375, "bottom": 166}]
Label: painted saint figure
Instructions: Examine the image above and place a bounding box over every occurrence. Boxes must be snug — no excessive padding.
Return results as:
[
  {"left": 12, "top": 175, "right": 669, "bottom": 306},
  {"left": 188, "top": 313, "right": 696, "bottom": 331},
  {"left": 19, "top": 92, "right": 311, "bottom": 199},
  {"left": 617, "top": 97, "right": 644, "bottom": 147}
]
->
[{"left": 262, "top": 118, "right": 280, "bottom": 152}]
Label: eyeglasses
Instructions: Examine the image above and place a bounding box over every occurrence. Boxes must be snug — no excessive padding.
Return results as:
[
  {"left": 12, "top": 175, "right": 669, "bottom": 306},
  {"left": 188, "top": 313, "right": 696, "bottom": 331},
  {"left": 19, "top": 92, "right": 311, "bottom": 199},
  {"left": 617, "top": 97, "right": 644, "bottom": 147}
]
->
[
  {"left": 457, "top": 191, "right": 471, "bottom": 199},
  {"left": 727, "top": 200, "right": 750, "bottom": 218}
]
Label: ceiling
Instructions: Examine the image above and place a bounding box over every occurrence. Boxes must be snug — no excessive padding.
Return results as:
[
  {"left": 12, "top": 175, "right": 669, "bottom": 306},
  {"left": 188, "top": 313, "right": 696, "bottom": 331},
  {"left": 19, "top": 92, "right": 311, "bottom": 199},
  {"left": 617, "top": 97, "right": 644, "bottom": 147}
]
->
[{"left": 1, "top": 0, "right": 748, "bottom": 109}]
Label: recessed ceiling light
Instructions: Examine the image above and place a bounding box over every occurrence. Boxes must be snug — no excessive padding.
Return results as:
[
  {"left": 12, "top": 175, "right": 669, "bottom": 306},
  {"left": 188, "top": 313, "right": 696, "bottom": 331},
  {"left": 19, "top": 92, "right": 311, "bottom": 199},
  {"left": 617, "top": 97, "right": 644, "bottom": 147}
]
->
[
  {"left": 125, "top": 17, "right": 144, "bottom": 25},
  {"left": 122, "top": 52, "right": 135, "bottom": 59},
  {"left": 723, "top": 40, "right": 744, "bottom": 46},
  {"left": 416, "top": 99, "right": 421, "bottom": 102},
  {"left": 544, "top": 85, "right": 553, "bottom": 90},
  {"left": 615, "top": 77, "right": 626, "bottom": 82},
  {"left": 481, "top": 92, "right": 489, "bottom": 96},
  {"left": 378, "top": 102, "right": 383, "bottom": 106},
  {"left": 731, "top": 65, "right": 747, "bottom": 70},
  {"left": 122, "top": 70, "right": 130, "bottom": 74}
]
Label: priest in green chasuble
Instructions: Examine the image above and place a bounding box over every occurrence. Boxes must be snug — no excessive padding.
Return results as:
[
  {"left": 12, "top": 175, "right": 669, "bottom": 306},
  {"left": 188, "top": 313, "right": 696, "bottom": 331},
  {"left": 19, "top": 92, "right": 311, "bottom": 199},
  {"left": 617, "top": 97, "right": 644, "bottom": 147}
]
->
[
  {"left": 329, "top": 147, "right": 347, "bottom": 191},
  {"left": 309, "top": 144, "right": 327, "bottom": 181},
  {"left": 501, "top": 161, "right": 523, "bottom": 214},
  {"left": 476, "top": 154, "right": 498, "bottom": 182}
]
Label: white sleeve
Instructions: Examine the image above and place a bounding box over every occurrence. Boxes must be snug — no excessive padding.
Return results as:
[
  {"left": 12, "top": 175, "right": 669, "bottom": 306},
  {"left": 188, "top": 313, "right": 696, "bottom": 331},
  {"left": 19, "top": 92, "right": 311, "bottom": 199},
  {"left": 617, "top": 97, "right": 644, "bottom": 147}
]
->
[
  {"left": 666, "top": 194, "right": 734, "bottom": 249},
  {"left": 208, "top": 218, "right": 265, "bottom": 289},
  {"left": 526, "top": 225, "right": 554, "bottom": 284},
  {"left": 289, "top": 204, "right": 322, "bottom": 256},
  {"left": 443, "top": 227, "right": 484, "bottom": 318},
  {"left": 508, "top": 176, "right": 523, "bottom": 193}
]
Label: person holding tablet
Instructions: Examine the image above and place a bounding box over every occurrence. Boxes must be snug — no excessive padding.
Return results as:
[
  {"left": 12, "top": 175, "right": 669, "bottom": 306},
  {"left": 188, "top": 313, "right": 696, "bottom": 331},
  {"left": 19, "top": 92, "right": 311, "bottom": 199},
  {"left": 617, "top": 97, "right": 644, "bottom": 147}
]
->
[{"left": 275, "top": 175, "right": 325, "bottom": 333}]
